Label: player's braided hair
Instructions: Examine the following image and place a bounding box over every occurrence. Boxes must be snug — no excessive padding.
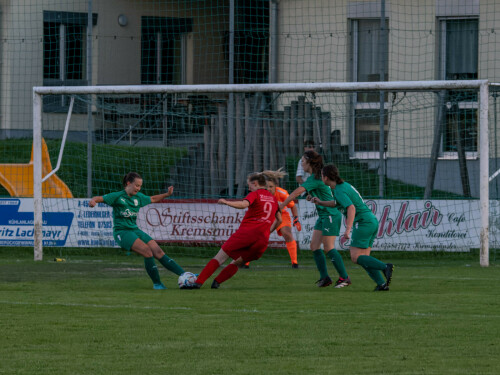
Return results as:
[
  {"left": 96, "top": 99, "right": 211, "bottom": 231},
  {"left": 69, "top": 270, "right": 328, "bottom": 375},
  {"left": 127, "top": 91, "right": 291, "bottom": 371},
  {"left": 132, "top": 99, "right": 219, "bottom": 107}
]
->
[
  {"left": 247, "top": 172, "right": 267, "bottom": 187},
  {"left": 261, "top": 168, "right": 288, "bottom": 186},
  {"left": 302, "top": 150, "right": 323, "bottom": 179},
  {"left": 322, "top": 164, "right": 344, "bottom": 184},
  {"left": 123, "top": 172, "right": 142, "bottom": 187}
]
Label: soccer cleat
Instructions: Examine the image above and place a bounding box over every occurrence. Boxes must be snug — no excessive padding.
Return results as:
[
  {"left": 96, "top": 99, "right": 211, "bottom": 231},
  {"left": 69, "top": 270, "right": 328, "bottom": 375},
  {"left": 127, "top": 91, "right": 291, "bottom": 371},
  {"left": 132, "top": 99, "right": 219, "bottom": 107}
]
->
[
  {"left": 153, "top": 283, "right": 167, "bottom": 290},
  {"left": 383, "top": 263, "right": 394, "bottom": 286},
  {"left": 334, "top": 277, "right": 352, "bottom": 288},
  {"left": 373, "top": 283, "right": 389, "bottom": 291},
  {"left": 190, "top": 283, "right": 202, "bottom": 289},
  {"left": 211, "top": 280, "right": 220, "bottom": 289},
  {"left": 243, "top": 264, "right": 250, "bottom": 269},
  {"left": 292, "top": 263, "right": 299, "bottom": 269},
  {"left": 316, "top": 276, "right": 333, "bottom": 287}
]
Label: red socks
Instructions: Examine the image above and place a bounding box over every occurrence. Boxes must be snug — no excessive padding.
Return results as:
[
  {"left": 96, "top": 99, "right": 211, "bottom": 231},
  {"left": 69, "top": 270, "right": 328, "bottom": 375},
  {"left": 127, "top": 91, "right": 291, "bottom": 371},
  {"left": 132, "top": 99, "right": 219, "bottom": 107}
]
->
[
  {"left": 214, "top": 263, "right": 239, "bottom": 284},
  {"left": 195, "top": 259, "right": 220, "bottom": 285},
  {"left": 196, "top": 260, "right": 240, "bottom": 286}
]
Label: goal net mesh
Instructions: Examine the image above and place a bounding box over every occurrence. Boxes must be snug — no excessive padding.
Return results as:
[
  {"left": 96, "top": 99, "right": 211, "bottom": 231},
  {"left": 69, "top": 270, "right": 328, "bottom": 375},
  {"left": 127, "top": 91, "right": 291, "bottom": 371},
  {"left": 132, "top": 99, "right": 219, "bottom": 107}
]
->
[{"left": 28, "top": 85, "right": 494, "bottom": 255}]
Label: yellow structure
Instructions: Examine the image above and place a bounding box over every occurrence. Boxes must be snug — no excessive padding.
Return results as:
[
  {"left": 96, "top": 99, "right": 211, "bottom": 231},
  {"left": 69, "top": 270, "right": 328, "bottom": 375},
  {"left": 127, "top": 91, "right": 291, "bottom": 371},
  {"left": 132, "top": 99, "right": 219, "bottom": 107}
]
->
[{"left": 0, "top": 139, "right": 73, "bottom": 198}]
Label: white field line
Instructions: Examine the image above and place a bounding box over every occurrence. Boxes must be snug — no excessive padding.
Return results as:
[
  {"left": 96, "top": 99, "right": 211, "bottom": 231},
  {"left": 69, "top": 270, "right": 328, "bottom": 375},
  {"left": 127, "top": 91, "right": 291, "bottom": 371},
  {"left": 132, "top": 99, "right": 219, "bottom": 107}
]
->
[
  {"left": 0, "top": 300, "right": 499, "bottom": 319},
  {"left": 409, "top": 275, "right": 500, "bottom": 281},
  {"left": 0, "top": 300, "right": 192, "bottom": 311}
]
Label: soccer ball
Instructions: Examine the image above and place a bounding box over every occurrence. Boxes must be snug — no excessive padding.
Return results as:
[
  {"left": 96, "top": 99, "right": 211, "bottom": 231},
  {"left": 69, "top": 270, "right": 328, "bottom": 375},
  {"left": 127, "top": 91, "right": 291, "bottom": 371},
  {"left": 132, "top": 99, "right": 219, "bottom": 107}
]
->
[{"left": 178, "top": 272, "right": 197, "bottom": 289}]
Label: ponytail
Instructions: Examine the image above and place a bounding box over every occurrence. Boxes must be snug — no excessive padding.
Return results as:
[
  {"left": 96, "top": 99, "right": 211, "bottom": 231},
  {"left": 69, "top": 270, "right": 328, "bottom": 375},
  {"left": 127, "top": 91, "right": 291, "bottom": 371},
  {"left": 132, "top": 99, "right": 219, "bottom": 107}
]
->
[
  {"left": 322, "top": 164, "right": 344, "bottom": 184},
  {"left": 261, "top": 167, "right": 287, "bottom": 186},
  {"left": 303, "top": 150, "right": 323, "bottom": 179}
]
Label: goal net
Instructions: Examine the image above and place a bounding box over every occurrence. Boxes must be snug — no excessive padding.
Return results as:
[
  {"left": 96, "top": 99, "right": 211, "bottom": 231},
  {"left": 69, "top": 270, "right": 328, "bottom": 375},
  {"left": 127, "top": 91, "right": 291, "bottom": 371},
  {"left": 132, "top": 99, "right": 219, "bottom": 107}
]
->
[{"left": 29, "top": 80, "right": 491, "bottom": 264}]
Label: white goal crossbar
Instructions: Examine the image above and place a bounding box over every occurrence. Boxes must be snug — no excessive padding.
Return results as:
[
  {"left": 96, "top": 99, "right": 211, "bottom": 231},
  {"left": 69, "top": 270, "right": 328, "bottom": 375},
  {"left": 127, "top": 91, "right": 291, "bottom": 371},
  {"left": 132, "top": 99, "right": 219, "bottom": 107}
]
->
[{"left": 32, "top": 80, "right": 490, "bottom": 266}]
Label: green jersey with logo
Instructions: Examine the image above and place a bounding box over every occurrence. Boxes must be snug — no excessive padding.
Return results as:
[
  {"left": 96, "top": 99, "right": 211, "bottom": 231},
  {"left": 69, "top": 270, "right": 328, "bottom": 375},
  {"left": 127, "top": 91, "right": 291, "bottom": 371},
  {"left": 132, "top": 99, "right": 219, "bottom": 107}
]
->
[
  {"left": 302, "top": 175, "right": 340, "bottom": 218},
  {"left": 332, "top": 182, "right": 374, "bottom": 222},
  {"left": 102, "top": 190, "right": 151, "bottom": 231}
]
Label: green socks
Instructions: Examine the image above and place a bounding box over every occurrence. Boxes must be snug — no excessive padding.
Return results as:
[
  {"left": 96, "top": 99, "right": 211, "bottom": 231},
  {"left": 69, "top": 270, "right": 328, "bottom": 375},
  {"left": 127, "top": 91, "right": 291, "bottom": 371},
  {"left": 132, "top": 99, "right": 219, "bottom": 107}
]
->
[
  {"left": 158, "top": 255, "right": 185, "bottom": 276},
  {"left": 313, "top": 249, "right": 350, "bottom": 280},
  {"left": 144, "top": 257, "right": 162, "bottom": 285},
  {"left": 312, "top": 249, "right": 329, "bottom": 279},
  {"left": 357, "top": 255, "right": 385, "bottom": 285},
  {"left": 326, "top": 249, "right": 349, "bottom": 279},
  {"left": 356, "top": 255, "right": 386, "bottom": 270},
  {"left": 310, "top": 252, "right": 386, "bottom": 286},
  {"left": 312, "top": 251, "right": 386, "bottom": 285},
  {"left": 144, "top": 255, "right": 184, "bottom": 286}
]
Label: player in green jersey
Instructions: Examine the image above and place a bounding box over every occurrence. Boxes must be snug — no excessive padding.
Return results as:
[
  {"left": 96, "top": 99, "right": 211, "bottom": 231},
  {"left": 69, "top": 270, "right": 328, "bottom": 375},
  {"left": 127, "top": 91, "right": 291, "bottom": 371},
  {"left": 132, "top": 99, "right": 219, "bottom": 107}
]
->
[
  {"left": 89, "top": 172, "right": 186, "bottom": 290},
  {"left": 312, "top": 164, "right": 394, "bottom": 291},
  {"left": 281, "top": 151, "right": 350, "bottom": 288}
]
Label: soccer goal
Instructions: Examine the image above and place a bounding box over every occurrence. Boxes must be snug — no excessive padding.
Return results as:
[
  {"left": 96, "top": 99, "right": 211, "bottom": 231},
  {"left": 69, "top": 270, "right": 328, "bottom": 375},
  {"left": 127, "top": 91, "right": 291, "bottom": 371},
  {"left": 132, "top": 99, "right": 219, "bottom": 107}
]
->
[{"left": 31, "top": 80, "right": 491, "bottom": 265}]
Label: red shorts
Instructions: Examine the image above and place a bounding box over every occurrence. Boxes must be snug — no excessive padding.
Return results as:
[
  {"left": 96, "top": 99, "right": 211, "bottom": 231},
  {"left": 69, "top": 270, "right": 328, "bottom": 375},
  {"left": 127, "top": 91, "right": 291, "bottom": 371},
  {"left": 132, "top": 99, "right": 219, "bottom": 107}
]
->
[{"left": 222, "top": 229, "right": 270, "bottom": 262}]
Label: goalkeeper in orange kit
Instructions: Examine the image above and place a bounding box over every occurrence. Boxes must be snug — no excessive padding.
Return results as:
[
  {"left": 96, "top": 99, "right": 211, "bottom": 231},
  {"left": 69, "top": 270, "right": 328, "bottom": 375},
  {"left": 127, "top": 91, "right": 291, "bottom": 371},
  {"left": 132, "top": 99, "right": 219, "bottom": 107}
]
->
[{"left": 262, "top": 169, "right": 302, "bottom": 268}]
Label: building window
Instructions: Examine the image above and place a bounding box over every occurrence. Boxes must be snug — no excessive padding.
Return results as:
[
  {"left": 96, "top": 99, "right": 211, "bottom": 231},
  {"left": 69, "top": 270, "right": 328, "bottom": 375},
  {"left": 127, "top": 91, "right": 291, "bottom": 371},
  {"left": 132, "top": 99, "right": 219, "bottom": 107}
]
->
[
  {"left": 140, "top": 17, "right": 192, "bottom": 136},
  {"left": 439, "top": 18, "right": 478, "bottom": 154},
  {"left": 351, "top": 18, "right": 389, "bottom": 155},
  {"left": 141, "top": 17, "right": 192, "bottom": 85},
  {"left": 43, "top": 23, "right": 84, "bottom": 81},
  {"left": 227, "top": 0, "right": 269, "bottom": 84},
  {"left": 43, "top": 11, "right": 97, "bottom": 113}
]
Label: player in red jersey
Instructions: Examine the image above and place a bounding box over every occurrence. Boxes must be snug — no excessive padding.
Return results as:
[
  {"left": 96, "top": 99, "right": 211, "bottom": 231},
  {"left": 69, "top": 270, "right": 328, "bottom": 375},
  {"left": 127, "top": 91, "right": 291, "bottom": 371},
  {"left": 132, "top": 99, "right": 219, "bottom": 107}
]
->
[
  {"left": 262, "top": 169, "right": 301, "bottom": 268},
  {"left": 192, "top": 173, "right": 281, "bottom": 289}
]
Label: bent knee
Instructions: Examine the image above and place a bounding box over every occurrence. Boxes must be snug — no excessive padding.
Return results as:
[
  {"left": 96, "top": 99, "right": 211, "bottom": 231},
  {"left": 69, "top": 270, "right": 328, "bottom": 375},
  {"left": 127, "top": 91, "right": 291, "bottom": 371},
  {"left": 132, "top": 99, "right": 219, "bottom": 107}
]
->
[
  {"left": 139, "top": 247, "right": 154, "bottom": 258},
  {"left": 151, "top": 247, "right": 165, "bottom": 258}
]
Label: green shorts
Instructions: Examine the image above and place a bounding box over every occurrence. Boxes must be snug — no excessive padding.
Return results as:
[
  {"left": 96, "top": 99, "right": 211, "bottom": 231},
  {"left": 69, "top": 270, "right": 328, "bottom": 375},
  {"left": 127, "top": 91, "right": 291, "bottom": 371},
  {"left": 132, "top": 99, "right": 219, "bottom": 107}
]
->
[
  {"left": 313, "top": 215, "right": 341, "bottom": 236},
  {"left": 114, "top": 229, "right": 153, "bottom": 251},
  {"left": 350, "top": 217, "right": 379, "bottom": 249}
]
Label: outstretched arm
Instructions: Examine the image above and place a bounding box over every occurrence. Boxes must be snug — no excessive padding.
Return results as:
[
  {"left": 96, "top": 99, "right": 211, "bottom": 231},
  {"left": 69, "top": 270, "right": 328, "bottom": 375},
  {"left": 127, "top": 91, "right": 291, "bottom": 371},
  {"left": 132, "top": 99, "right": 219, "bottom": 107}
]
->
[
  {"left": 280, "top": 186, "right": 305, "bottom": 210},
  {"left": 151, "top": 186, "right": 174, "bottom": 203},
  {"left": 310, "top": 197, "right": 336, "bottom": 208},
  {"left": 218, "top": 199, "right": 250, "bottom": 209},
  {"left": 89, "top": 196, "right": 104, "bottom": 208}
]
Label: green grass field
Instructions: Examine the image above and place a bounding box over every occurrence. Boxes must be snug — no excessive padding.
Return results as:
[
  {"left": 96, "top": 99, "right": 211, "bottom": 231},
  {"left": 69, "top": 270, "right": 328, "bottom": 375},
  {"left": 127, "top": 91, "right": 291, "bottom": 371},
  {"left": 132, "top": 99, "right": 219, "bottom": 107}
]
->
[{"left": 0, "top": 248, "right": 499, "bottom": 375}]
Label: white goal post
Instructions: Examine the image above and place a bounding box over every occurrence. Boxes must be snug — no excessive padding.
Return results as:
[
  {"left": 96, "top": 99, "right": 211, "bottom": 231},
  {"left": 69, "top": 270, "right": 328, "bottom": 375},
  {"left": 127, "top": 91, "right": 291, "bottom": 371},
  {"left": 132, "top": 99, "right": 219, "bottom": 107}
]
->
[{"left": 32, "top": 80, "right": 490, "bottom": 266}]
